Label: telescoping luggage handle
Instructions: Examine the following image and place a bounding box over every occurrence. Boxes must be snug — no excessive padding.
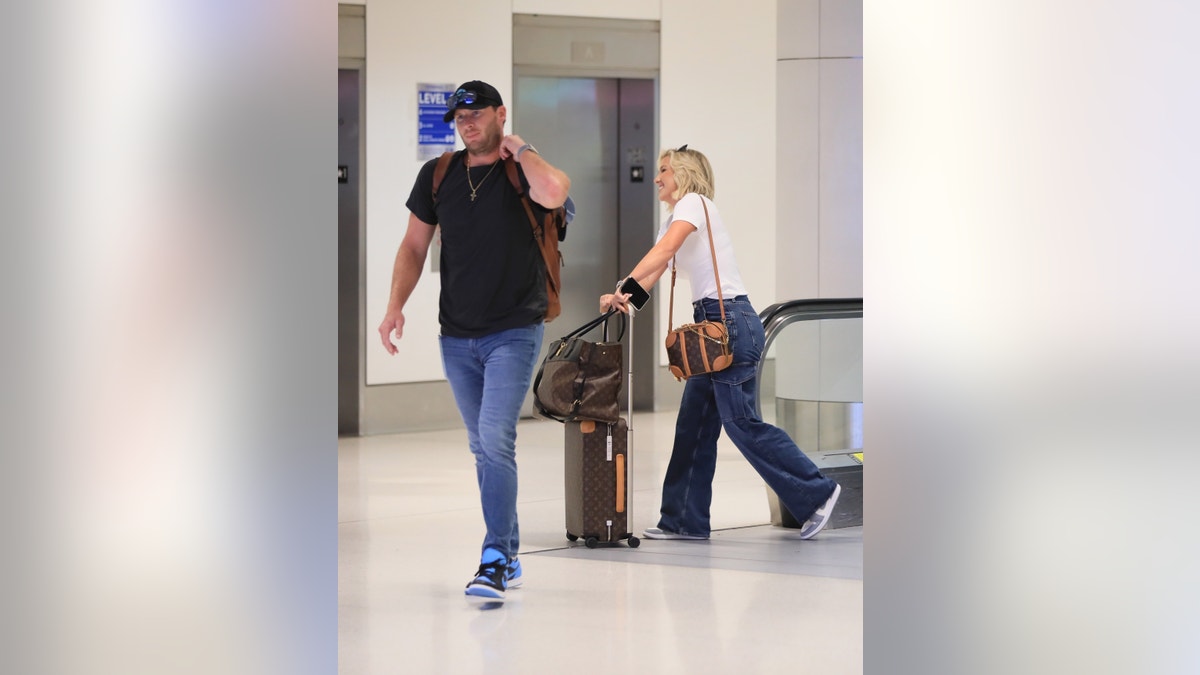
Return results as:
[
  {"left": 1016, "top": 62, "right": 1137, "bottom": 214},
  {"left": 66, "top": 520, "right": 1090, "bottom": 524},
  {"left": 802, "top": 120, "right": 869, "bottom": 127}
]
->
[
  {"left": 623, "top": 304, "right": 635, "bottom": 528},
  {"left": 586, "top": 303, "right": 636, "bottom": 533},
  {"left": 591, "top": 304, "right": 634, "bottom": 421},
  {"left": 604, "top": 305, "right": 636, "bottom": 540}
]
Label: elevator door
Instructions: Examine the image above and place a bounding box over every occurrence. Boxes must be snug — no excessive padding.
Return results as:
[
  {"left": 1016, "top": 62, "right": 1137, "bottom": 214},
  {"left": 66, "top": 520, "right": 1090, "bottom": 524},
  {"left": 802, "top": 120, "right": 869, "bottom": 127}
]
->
[
  {"left": 514, "top": 77, "right": 657, "bottom": 413},
  {"left": 338, "top": 69, "right": 361, "bottom": 435}
]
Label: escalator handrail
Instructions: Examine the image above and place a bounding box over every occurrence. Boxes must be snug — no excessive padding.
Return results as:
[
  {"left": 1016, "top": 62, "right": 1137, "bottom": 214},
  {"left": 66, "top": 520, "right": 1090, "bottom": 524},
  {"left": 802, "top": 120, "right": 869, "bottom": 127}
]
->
[
  {"left": 758, "top": 297, "right": 863, "bottom": 329},
  {"left": 754, "top": 298, "right": 863, "bottom": 418}
]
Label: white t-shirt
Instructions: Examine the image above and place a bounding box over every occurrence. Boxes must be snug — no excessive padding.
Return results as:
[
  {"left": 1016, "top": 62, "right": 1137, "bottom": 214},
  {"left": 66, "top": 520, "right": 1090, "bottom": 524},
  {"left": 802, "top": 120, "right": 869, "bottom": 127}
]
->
[{"left": 659, "top": 193, "right": 747, "bottom": 304}]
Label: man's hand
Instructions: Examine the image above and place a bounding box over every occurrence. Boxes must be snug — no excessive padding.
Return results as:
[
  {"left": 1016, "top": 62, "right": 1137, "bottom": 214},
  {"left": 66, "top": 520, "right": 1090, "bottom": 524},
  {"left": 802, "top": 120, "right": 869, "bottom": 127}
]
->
[
  {"left": 378, "top": 311, "right": 406, "bottom": 355},
  {"left": 498, "top": 134, "right": 528, "bottom": 160}
]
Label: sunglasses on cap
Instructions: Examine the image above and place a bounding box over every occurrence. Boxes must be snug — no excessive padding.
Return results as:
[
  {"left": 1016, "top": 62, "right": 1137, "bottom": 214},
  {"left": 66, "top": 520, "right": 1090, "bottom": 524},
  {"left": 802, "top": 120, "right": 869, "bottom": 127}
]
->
[{"left": 447, "top": 88, "right": 489, "bottom": 110}]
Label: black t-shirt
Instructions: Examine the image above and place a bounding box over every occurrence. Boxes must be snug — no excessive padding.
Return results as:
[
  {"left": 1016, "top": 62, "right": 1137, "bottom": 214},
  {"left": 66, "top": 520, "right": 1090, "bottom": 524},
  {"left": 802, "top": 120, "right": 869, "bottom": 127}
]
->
[{"left": 406, "top": 151, "right": 548, "bottom": 338}]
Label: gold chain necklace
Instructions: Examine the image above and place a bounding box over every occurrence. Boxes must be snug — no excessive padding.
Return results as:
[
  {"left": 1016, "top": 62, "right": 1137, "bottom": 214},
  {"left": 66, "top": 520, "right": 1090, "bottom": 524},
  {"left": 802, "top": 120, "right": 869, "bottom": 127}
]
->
[{"left": 466, "top": 156, "right": 498, "bottom": 202}]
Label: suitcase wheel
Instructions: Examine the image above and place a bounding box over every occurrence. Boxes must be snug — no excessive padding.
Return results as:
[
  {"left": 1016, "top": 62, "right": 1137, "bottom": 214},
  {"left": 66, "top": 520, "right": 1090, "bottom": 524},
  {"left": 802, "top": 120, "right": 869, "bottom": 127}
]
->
[
  {"left": 628, "top": 535, "right": 640, "bottom": 548},
  {"left": 566, "top": 532, "right": 578, "bottom": 542},
  {"left": 585, "top": 536, "right": 599, "bottom": 549}
]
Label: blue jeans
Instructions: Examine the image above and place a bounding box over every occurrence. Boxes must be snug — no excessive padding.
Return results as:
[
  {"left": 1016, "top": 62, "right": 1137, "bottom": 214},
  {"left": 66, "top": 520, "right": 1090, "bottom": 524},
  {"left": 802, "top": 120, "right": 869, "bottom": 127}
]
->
[
  {"left": 656, "top": 297, "right": 837, "bottom": 537},
  {"left": 440, "top": 322, "right": 545, "bottom": 560}
]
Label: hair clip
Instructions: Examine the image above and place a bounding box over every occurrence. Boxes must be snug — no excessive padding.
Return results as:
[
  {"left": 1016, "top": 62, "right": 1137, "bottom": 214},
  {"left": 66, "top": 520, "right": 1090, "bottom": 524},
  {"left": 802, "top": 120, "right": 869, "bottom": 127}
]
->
[{"left": 676, "top": 144, "right": 689, "bottom": 151}]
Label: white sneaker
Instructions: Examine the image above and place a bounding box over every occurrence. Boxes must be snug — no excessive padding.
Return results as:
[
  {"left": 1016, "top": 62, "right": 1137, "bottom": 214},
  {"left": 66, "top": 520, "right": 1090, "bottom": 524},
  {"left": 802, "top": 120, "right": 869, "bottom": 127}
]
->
[
  {"left": 799, "top": 484, "right": 841, "bottom": 540},
  {"left": 642, "top": 527, "right": 708, "bottom": 540}
]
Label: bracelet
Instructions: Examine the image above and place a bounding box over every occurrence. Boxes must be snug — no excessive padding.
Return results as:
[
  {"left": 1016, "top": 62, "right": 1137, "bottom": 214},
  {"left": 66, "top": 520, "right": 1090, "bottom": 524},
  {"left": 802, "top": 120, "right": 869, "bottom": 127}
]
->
[{"left": 516, "top": 143, "right": 538, "bottom": 161}]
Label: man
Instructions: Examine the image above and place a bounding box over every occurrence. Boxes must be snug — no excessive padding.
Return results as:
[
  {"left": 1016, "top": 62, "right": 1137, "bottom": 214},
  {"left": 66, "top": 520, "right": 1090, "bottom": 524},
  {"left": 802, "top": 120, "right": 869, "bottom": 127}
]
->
[{"left": 377, "top": 80, "right": 571, "bottom": 601}]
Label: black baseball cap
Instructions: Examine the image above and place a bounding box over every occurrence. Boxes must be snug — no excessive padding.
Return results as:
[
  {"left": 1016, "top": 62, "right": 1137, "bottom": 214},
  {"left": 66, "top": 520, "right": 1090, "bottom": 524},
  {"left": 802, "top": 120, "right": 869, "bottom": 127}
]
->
[{"left": 443, "top": 80, "right": 504, "bottom": 123}]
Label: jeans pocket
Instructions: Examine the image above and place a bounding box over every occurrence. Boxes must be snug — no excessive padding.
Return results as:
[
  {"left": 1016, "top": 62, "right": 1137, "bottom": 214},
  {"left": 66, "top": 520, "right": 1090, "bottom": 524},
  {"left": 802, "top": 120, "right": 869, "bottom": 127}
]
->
[
  {"left": 742, "top": 308, "right": 764, "bottom": 355},
  {"left": 712, "top": 363, "right": 757, "bottom": 419}
]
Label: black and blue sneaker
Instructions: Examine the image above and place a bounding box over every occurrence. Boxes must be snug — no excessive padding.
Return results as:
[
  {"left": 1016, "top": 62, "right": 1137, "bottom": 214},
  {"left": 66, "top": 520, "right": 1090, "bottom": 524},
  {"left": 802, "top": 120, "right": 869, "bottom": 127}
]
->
[
  {"left": 464, "top": 548, "right": 508, "bottom": 600},
  {"left": 505, "top": 558, "right": 522, "bottom": 589}
]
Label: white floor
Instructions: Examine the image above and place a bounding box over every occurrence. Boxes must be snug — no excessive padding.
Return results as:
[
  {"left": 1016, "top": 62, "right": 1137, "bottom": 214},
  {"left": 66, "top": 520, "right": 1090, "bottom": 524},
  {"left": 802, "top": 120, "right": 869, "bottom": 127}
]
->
[{"left": 339, "top": 410, "right": 863, "bottom": 674}]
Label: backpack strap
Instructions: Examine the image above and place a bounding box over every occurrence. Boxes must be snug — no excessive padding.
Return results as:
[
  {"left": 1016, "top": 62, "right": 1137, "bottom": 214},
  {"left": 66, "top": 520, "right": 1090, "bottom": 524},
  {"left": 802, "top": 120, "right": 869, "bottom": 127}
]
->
[
  {"left": 502, "top": 156, "right": 524, "bottom": 194},
  {"left": 502, "top": 158, "right": 541, "bottom": 234},
  {"left": 431, "top": 151, "right": 555, "bottom": 246},
  {"left": 505, "top": 158, "right": 563, "bottom": 320},
  {"left": 431, "top": 151, "right": 455, "bottom": 203}
]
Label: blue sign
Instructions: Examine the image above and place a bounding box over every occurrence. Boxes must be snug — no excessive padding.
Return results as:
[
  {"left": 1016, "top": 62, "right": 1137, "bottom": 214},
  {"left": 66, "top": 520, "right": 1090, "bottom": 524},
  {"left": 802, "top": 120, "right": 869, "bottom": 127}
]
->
[{"left": 417, "top": 83, "right": 456, "bottom": 160}]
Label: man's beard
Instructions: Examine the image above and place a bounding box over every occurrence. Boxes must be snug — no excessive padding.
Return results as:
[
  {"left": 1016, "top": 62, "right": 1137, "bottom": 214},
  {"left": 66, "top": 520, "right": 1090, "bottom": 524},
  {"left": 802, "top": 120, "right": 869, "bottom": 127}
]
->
[{"left": 464, "top": 123, "right": 502, "bottom": 156}]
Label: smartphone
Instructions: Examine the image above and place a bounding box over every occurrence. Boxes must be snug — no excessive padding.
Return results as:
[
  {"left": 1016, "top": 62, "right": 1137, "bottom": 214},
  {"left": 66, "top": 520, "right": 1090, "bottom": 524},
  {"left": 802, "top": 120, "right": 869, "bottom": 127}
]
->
[{"left": 619, "top": 277, "right": 651, "bottom": 310}]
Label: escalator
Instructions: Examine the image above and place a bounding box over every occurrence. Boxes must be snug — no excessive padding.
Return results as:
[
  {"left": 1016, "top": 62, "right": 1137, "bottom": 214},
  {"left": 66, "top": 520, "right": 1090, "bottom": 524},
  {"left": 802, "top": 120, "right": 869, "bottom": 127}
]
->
[{"left": 757, "top": 298, "right": 863, "bottom": 530}]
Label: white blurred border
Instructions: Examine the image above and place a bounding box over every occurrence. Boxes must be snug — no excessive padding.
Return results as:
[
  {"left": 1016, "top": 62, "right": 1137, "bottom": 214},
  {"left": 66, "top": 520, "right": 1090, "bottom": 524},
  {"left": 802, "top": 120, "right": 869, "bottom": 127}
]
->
[
  {"left": 26, "top": 1, "right": 335, "bottom": 673},
  {"left": 867, "top": 1, "right": 1200, "bottom": 672}
]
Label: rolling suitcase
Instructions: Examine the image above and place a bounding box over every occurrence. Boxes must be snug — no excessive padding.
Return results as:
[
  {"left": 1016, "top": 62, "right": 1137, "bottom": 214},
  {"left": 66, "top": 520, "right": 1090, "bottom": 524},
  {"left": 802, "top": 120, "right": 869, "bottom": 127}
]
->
[{"left": 563, "top": 308, "right": 640, "bottom": 549}]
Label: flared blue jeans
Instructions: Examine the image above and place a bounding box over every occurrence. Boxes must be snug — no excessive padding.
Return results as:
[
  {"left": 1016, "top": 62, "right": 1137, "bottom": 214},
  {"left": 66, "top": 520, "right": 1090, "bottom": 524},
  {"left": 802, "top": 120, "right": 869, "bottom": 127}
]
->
[{"left": 656, "top": 297, "right": 837, "bottom": 537}]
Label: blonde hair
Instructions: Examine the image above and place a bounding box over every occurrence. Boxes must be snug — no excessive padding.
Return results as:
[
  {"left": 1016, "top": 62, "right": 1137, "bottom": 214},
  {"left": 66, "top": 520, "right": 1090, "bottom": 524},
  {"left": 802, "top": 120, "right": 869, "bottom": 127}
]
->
[{"left": 659, "top": 146, "right": 715, "bottom": 201}]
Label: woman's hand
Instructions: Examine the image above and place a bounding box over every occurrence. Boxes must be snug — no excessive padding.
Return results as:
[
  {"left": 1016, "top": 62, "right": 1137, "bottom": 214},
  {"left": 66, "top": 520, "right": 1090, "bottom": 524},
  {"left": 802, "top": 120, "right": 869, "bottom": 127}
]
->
[{"left": 600, "top": 292, "right": 632, "bottom": 314}]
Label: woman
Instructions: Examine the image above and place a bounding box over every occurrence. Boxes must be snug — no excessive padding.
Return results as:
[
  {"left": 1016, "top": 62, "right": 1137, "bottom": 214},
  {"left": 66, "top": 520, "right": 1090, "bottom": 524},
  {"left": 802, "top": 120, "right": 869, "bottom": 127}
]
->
[{"left": 600, "top": 145, "right": 841, "bottom": 540}]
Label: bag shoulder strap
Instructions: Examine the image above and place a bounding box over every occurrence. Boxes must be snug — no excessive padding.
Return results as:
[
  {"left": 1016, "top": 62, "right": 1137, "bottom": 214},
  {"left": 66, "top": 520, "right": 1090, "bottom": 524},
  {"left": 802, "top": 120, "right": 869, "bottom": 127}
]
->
[
  {"left": 502, "top": 159, "right": 542, "bottom": 237},
  {"left": 502, "top": 156, "right": 524, "bottom": 195},
  {"left": 668, "top": 197, "right": 725, "bottom": 329},
  {"left": 502, "top": 159, "right": 566, "bottom": 235},
  {"left": 431, "top": 151, "right": 455, "bottom": 203},
  {"left": 504, "top": 157, "right": 562, "bottom": 293}
]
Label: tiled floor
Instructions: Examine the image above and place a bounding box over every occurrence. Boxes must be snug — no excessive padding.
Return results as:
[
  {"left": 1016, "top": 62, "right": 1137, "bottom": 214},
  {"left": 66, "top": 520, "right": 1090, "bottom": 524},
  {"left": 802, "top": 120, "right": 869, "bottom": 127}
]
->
[{"left": 339, "top": 410, "right": 863, "bottom": 674}]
